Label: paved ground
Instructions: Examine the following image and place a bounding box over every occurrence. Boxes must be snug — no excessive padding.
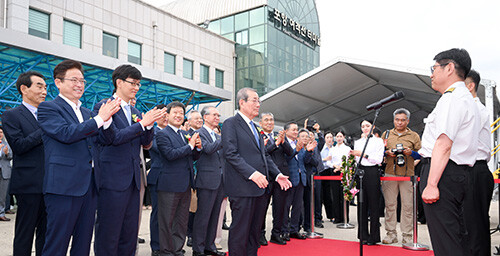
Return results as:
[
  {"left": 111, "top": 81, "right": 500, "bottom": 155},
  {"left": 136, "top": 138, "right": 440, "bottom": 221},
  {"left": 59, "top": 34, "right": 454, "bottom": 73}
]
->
[{"left": 1, "top": 201, "right": 499, "bottom": 255}]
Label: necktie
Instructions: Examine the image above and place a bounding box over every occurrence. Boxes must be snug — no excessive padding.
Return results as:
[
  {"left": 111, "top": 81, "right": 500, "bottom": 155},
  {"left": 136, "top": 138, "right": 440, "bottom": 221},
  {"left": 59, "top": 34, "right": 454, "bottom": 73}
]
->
[
  {"left": 210, "top": 131, "right": 216, "bottom": 142},
  {"left": 249, "top": 121, "right": 260, "bottom": 148},
  {"left": 177, "top": 129, "right": 185, "bottom": 144},
  {"left": 268, "top": 133, "right": 274, "bottom": 144},
  {"left": 123, "top": 105, "right": 132, "bottom": 125},
  {"left": 34, "top": 110, "right": 38, "bottom": 120}
]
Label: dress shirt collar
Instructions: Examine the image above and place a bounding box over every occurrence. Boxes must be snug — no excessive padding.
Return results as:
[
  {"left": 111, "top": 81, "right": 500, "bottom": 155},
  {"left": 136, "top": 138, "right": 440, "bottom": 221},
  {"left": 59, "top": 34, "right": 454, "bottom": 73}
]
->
[
  {"left": 237, "top": 110, "right": 254, "bottom": 125},
  {"left": 203, "top": 124, "right": 215, "bottom": 134},
  {"left": 443, "top": 81, "right": 466, "bottom": 93},
  {"left": 22, "top": 101, "right": 38, "bottom": 118},
  {"left": 58, "top": 93, "right": 82, "bottom": 110},
  {"left": 113, "top": 93, "right": 130, "bottom": 108},
  {"left": 168, "top": 124, "right": 181, "bottom": 133}
]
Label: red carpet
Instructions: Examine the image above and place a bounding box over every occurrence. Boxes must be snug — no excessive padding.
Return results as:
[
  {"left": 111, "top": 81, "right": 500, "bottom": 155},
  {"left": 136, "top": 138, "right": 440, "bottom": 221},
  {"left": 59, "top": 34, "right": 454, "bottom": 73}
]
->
[{"left": 258, "top": 238, "right": 434, "bottom": 256}]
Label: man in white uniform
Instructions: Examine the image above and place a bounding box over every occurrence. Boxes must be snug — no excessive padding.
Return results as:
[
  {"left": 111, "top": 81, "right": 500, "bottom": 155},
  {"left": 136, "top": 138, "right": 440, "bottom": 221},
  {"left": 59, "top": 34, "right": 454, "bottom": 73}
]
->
[{"left": 419, "top": 48, "right": 480, "bottom": 256}]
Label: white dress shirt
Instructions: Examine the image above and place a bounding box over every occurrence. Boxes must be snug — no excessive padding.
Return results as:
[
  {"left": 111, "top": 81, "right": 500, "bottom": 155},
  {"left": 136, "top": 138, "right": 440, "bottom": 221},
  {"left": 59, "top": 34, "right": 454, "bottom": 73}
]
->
[
  {"left": 354, "top": 136, "right": 384, "bottom": 166},
  {"left": 59, "top": 94, "right": 110, "bottom": 128},
  {"left": 474, "top": 97, "right": 491, "bottom": 162},
  {"left": 419, "top": 82, "right": 480, "bottom": 166},
  {"left": 113, "top": 93, "right": 151, "bottom": 130},
  {"left": 330, "top": 143, "right": 352, "bottom": 168},
  {"left": 22, "top": 101, "right": 38, "bottom": 119}
]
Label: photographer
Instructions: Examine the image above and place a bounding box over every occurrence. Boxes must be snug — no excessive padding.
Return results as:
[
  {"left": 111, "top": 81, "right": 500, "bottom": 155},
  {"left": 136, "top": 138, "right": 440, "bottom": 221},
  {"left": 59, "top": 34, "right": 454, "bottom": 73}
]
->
[{"left": 381, "top": 108, "right": 421, "bottom": 245}]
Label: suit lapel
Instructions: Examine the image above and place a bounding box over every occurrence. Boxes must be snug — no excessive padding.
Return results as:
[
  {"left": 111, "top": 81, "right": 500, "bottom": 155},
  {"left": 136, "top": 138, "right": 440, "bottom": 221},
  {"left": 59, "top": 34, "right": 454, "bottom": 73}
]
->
[
  {"left": 55, "top": 96, "right": 79, "bottom": 123},
  {"left": 235, "top": 113, "right": 260, "bottom": 149},
  {"left": 19, "top": 105, "right": 40, "bottom": 130},
  {"left": 167, "top": 126, "right": 185, "bottom": 145}
]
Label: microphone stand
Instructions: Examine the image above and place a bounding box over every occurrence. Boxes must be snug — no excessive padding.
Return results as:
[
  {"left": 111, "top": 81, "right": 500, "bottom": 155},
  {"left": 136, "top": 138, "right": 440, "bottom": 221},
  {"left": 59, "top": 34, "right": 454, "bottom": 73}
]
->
[{"left": 348, "top": 107, "right": 382, "bottom": 256}]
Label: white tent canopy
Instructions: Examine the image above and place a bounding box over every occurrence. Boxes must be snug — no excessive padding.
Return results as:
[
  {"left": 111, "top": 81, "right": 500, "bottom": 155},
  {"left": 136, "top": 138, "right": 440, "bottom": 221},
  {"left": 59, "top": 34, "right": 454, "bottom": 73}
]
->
[{"left": 260, "top": 57, "right": 492, "bottom": 137}]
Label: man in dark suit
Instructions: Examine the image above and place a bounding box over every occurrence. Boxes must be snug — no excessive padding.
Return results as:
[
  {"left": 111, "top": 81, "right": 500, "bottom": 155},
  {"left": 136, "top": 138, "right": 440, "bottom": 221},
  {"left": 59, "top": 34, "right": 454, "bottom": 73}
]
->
[
  {"left": 2, "top": 71, "right": 47, "bottom": 256},
  {"left": 192, "top": 106, "right": 225, "bottom": 256},
  {"left": 285, "top": 128, "right": 316, "bottom": 239},
  {"left": 258, "top": 112, "right": 294, "bottom": 245},
  {"left": 222, "top": 87, "right": 291, "bottom": 256},
  {"left": 156, "top": 101, "right": 201, "bottom": 256},
  {"left": 37, "top": 60, "right": 120, "bottom": 256},
  {"left": 186, "top": 109, "right": 203, "bottom": 247},
  {"left": 93, "top": 65, "right": 165, "bottom": 256},
  {"left": 147, "top": 104, "right": 168, "bottom": 256}
]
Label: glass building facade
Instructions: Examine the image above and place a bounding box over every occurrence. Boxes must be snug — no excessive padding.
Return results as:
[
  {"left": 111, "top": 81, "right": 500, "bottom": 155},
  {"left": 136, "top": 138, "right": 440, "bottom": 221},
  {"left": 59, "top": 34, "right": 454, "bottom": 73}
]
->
[{"left": 204, "top": 0, "right": 320, "bottom": 96}]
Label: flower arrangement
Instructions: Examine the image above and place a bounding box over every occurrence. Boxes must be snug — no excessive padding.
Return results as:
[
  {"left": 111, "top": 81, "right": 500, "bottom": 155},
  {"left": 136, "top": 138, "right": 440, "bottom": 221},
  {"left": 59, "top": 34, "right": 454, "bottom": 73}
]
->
[
  {"left": 340, "top": 154, "right": 359, "bottom": 202},
  {"left": 131, "top": 114, "right": 141, "bottom": 123}
]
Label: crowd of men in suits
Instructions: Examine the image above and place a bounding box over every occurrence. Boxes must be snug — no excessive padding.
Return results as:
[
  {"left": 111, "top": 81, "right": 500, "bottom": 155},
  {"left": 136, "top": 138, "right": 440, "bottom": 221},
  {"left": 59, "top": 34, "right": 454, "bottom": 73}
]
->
[{"left": 1, "top": 49, "right": 494, "bottom": 256}]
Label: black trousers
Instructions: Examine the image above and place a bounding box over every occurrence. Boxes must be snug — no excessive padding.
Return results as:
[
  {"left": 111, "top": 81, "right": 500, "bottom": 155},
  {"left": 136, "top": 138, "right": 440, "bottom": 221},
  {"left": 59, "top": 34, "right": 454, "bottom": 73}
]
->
[
  {"left": 321, "top": 168, "right": 335, "bottom": 219},
  {"left": 284, "top": 183, "right": 304, "bottom": 233},
  {"left": 356, "top": 165, "right": 380, "bottom": 243},
  {"left": 228, "top": 194, "right": 269, "bottom": 256},
  {"left": 465, "top": 160, "right": 494, "bottom": 256},
  {"left": 13, "top": 194, "right": 46, "bottom": 256},
  {"left": 419, "top": 158, "right": 471, "bottom": 256},
  {"left": 330, "top": 170, "right": 349, "bottom": 222}
]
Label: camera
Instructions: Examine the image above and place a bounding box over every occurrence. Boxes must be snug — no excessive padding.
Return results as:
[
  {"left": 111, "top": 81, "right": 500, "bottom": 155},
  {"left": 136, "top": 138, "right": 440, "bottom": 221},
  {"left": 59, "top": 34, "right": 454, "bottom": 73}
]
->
[
  {"left": 391, "top": 143, "right": 405, "bottom": 167},
  {"left": 306, "top": 119, "right": 318, "bottom": 131}
]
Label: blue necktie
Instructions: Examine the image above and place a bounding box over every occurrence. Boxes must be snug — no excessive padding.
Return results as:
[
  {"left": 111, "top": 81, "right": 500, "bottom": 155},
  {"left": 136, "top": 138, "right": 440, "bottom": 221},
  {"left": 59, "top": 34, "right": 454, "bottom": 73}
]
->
[
  {"left": 123, "top": 105, "right": 132, "bottom": 125},
  {"left": 249, "top": 121, "right": 260, "bottom": 148},
  {"left": 178, "top": 129, "right": 186, "bottom": 144}
]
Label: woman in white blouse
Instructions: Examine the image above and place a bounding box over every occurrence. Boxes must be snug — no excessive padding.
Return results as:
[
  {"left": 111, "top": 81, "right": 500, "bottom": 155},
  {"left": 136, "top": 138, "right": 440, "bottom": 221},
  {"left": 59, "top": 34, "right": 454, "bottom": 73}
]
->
[
  {"left": 350, "top": 119, "right": 385, "bottom": 245},
  {"left": 328, "top": 130, "right": 351, "bottom": 223}
]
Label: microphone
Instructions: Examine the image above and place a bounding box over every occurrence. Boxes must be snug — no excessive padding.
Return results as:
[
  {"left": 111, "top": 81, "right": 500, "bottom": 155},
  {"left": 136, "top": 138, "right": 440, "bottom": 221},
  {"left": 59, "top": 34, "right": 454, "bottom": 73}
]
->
[{"left": 366, "top": 91, "right": 405, "bottom": 111}]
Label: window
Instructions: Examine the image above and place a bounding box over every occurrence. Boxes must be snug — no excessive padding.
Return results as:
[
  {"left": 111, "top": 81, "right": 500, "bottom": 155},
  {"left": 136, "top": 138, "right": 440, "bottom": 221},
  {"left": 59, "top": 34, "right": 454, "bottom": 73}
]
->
[
  {"left": 164, "top": 52, "right": 176, "bottom": 74},
  {"left": 128, "top": 41, "right": 141, "bottom": 65},
  {"left": 103, "top": 32, "right": 118, "bottom": 58},
  {"left": 235, "top": 12, "right": 248, "bottom": 31},
  {"left": 29, "top": 8, "right": 50, "bottom": 39},
  {"left": 63, "top": 20, "right": 81, "bottom": 48},
  {"left": 220, "top": 16, "right": 234, "bottom": 34},
  {"left": 215, "top": 69, "right": 224, "bottom": 88},
  {"left": 200, "top": 64, "right": 209, "bottom": 84},
  {"left": 183, "top": 59, "right": 193, "bottom": 79},
  {"left": 235, "top": 30, "right": 248, "bottom": 45}
]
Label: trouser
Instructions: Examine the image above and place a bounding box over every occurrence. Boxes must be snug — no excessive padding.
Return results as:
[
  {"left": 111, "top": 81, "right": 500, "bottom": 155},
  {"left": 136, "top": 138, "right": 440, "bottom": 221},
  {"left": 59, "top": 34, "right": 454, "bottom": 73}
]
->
[
  {"left": 382, "top": 174, "right": 413, "bottom": 236},
  {"left": 465, "top": 160, "right": 494, "bottom": 256},
  {"left": 13, "top": 194, "right": 46, "bottom": 256},
  {"left": 357, "top": 165, "right": 381, "bottom": 243},
  {"left": 419, "top": 158, "right": 471, "bottom": 256},
  {"left": 158, "top": 188, "right": 191, "bottom": 256},
  {"left": 214, "top": 198, "right": 228, "bottom": 245},
  {"left": 0, "top": 177, "right": 9, "bottom": 216},
  {"left": 285, "top": 183, "right": 304, "bottom": 233},
  {"left": 149, "top": 184, "right": 160, "bottom": 252},
  {"left": 321, "top": 168, "right": 335, "bottom": 219},
  {"left": 192, "top": 184, "right": 224, "bottom": 253},
  {"left": 303, "top": 179, "right": 322, "bottom": 231}
]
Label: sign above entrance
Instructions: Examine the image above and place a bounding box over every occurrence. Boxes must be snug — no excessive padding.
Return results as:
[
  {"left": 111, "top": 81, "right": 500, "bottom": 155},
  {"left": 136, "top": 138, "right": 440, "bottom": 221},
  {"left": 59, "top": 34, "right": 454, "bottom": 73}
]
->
[{"left": 270, "top": 8, "right": 321, "bottom": 48}]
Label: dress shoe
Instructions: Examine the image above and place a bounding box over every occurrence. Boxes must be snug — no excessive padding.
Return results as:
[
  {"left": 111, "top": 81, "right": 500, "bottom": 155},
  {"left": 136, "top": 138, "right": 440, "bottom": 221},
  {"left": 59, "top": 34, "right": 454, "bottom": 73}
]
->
[
  {"left": 333, "top": 218, "right": 343, "bottom": 224},
  {"left": 289, "top": 232, "right": 306, "bottom": 240},
  {"left": 282, "top": 233, "right": 290, "bottom": 241},
  {"left": 204, "top": 250, "right": 225, "bottom": 256},
  {"left": 215, "top": 243, "right": 222, "bottom": 250},
  {"left": 314, "top": 222, "right": 324, "bottom": 228},
  {"left": 259, "top": 234, "right": 268, "bottom": 246},
  {"left": 5, "top": 210, "right": 14, "bottom": 214},
  {"left": 193, "top": 251, "right": 206, "bottom": 256},
  {"left": 0, "top": 216, "right": 10, "bottom": 221},
  {"left": 269, "top": 235, "right": 286, "bottom": 245},
  {"left": 222, "top": 223, "right": 230, "bottom": 230},
  {"left": 187, "top": 237, "right": 193, "bottom": 247},
  {"left": 151, "top": 250, "right": 160, "bottom": 256},
  {"left": 367, "top": 242, "right": 378, "bottom": 246},
  {"left": 138, "top": 237, "right": 145, "bottom": 244}
]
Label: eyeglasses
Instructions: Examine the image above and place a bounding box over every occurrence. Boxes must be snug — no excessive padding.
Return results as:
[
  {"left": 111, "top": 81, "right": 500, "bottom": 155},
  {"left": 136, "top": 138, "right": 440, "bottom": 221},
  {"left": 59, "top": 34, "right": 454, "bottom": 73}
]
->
[
  {"left": 430, "top": 63, "right": 450, "bottom": 73},
  {"left": 60, "top": 77, "right": 87, "bottom": 85},
  {"left": 123, "top": 79, "right": 142, "bottom": 88},
  {"left": 247, "top": 98, "right": 261, "bottom": 104}
]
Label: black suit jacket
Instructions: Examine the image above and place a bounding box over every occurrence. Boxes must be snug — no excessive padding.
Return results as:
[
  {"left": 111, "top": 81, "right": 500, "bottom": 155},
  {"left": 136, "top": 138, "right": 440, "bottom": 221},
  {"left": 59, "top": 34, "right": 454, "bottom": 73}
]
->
[
  {"left": 1, "top": 104, "right": 45, "bottom": 194},
  {"left": 194, "top": 126, "right": 223, "bottom": 190},
  {"left": 221, "top": 113, "right": 280, "bottom": 197},
  {"left": 265, "top": 132, "right": 294, "bottom": 176}
]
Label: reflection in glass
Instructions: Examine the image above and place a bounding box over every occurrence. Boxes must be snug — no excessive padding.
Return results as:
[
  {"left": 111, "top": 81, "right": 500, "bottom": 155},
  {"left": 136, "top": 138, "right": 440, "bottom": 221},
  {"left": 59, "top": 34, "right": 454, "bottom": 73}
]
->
[
  {"left": 220, "top": 16, "right": 234, "bottom": 34},
  {"left": 235, "top": 12, "right": 249, "bottom": 31}
]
